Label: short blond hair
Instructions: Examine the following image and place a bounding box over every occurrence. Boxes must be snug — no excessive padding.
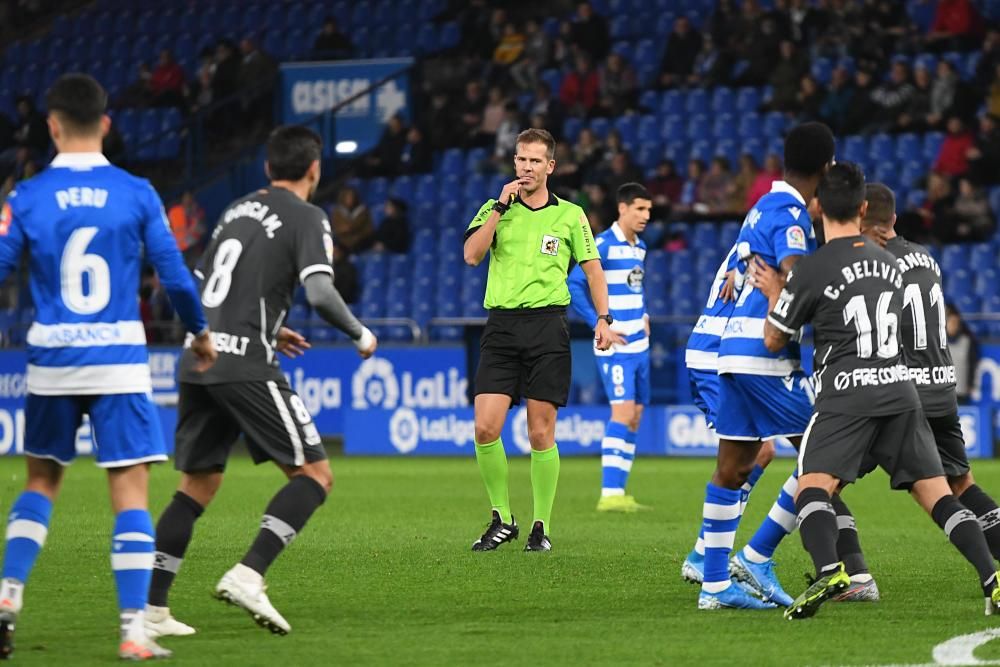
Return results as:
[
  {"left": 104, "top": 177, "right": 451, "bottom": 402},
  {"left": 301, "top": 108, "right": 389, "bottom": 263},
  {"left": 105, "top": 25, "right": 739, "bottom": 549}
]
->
[{"left": 516, "top": 128, "right": 556, "bottom": 160}]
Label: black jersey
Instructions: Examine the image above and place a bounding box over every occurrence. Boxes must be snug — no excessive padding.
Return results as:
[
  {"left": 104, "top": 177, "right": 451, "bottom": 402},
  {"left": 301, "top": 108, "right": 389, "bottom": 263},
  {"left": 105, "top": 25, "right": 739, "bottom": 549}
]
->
[
  {"left": 179, "top": 186, "right": 334, "bottom": 384},
  {"left": 767, "top": 235, "right": 919, "bottom": 417},
  {"left": 885, "top": 236, "right": 958, "bottom": 417}
]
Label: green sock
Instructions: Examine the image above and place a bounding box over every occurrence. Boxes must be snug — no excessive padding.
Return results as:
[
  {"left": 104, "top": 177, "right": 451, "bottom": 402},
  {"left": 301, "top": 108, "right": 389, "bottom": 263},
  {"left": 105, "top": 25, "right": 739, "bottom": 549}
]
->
[
  {"left": 531, "top": 444, "right": 560, "bottom": 531},
  {"left": 475, "top": 438, "right": 511, "bottom": 524}
]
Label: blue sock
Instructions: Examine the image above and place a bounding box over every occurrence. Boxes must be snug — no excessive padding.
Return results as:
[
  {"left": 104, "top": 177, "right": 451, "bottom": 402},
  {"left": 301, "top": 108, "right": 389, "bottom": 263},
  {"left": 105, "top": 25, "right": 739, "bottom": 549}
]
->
[
  {"left": 111, "top": 509, "right": 155, "bottom": 611},
  {"left": 701, "top": 483, "right": 742, "bottom": 592},
  {"left": 600, "top": 421, "right": 630, "bottom": 496},
  {"left": 744, "top": 469, "right": 799, "bottom": 562},
  {"left": 2, "top": 491, "right": 53, "bottom": 583},
  {"left": 620, "top": 430, "right": 637, "bottom": 492}
]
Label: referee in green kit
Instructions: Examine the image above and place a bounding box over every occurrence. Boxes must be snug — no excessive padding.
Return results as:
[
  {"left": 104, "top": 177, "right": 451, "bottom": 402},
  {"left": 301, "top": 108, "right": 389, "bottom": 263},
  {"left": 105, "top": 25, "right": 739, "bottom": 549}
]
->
[{"left": 464, "top": 128, "right": 616, "bottom": 552}]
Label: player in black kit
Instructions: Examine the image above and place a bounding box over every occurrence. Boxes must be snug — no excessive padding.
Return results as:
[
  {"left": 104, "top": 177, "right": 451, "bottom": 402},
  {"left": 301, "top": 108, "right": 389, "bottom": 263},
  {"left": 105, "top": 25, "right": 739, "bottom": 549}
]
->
[
  {"left": 862, "top": 183, "right": 1000, "bottom": 564},
  {"left": 754, "top": 163, "right": 1000, "bottom": 620},
  {"left": 145, "top": 126, "right": 378, "bottom": 638}
]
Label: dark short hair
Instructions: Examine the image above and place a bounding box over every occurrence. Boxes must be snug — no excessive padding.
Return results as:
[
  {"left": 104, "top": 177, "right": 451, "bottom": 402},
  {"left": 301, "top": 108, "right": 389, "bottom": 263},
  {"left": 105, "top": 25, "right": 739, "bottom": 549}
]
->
[
  {"left": 617, "top": 182, "right": 651, "bottom": 205},
  {"left": 46, "top": 73, "right": 107, "bottom": 133},
  {"left": 515, "top": 128, "right": 556, "bottom": 160},
  {"left": 266, "top": 125, "right": 322, "bottom": 181},
  {"left": 784, "top": 121, "right": 835, "bottom": 177},
  {"left": 863, "top": 183, "right": 896, "bottom": 226},
  {"left": 817, "top": 161, "right": 866, "bottom": 222}
]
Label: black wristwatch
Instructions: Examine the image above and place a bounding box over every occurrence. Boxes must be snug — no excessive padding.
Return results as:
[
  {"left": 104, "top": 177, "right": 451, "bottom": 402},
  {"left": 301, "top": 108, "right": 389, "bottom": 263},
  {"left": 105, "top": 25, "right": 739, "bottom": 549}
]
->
[
  {"left": 597, "top": 314, "right": 613, "bottom": 325},
  {"left": 492, "top": 200, "right": 510, "bottom": 215}
]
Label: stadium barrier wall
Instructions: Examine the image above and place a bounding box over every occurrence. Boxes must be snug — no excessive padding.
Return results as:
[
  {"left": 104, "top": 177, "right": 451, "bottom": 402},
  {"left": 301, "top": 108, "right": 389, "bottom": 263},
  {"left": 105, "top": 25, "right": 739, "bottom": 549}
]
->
[{"left": 0, "top": 347, "right": 992, "bottom": 458}]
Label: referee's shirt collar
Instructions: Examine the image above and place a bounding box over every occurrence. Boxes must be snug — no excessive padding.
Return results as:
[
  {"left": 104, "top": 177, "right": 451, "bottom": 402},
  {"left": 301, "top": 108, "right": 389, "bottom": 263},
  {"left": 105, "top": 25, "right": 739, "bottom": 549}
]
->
[{"left": 515, "top": 191, "right": 558, "bottom": 211}]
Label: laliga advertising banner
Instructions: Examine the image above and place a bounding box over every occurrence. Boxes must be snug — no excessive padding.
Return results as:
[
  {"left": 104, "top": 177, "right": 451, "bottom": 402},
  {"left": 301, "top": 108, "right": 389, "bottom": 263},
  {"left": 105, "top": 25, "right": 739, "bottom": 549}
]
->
[
  {"left": 280, "top": 58, "right": 412, "bottom": 155},
  {"left": 0, "top": 346, "right": 468, "bottom": 457}
]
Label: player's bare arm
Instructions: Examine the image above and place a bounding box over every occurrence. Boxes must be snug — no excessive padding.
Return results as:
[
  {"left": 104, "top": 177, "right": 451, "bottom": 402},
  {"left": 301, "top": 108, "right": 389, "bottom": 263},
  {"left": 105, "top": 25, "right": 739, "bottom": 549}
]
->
[
  {"left": 579, "top": 258, "right": 617, "bottom": 350},
  {"left": 463, "top": 177, "right": 529, "bottom": 266}
]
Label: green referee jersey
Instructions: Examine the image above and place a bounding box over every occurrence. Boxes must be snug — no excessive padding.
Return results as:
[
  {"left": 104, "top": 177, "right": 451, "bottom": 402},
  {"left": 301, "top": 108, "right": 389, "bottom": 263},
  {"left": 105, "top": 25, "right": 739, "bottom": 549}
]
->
[{"left": 466, "top": 192, "right": 599, "bottom": 309}]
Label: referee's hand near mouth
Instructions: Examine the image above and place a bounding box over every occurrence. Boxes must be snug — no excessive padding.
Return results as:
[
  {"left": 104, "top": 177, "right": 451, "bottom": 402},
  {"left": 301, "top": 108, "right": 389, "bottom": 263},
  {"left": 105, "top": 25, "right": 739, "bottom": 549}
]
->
[{"left": 463, "top": 128, "right": 612, "bottom": 553}]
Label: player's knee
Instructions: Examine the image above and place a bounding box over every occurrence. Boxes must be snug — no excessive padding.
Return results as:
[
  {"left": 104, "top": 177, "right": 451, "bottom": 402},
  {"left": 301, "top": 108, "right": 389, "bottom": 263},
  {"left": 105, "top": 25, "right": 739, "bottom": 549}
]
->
[
  {"left": 713, "top": 459, "right": 755, "bottom": 489},
  {"left": 627, "top": 410, "right": 642, "bottom": 433},
  {"left": 475, "top": 423, "right": 503, "bottom": 444},
  {"left": 527, "top": 422, "right": 554, "bottom": 449},
  {"left": 948, "top": 472, "right": 974, "bottom": 497}
]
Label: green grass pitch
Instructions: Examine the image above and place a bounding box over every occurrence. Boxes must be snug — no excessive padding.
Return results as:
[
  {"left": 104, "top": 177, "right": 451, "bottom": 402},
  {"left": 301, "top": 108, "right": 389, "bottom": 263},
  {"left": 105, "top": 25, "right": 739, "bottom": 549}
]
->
[{"left": 3, "top": 455, "right": 1000, "bottom": 666}]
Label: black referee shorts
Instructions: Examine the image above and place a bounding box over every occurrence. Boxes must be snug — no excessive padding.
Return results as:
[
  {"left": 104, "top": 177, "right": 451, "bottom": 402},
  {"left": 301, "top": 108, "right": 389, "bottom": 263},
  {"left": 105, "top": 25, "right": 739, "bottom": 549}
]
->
[
  {"left": 475, "top": 306, "right": 571, "bottom": 407},
  {"left": 174, "top": 379, "right": 327, "bottom": 473},
  {"left": 799, "top": 409, "right": 944, "bottom": 490},
  {"left": 927, "top": 410, "right": 971, "bottom": 478}
]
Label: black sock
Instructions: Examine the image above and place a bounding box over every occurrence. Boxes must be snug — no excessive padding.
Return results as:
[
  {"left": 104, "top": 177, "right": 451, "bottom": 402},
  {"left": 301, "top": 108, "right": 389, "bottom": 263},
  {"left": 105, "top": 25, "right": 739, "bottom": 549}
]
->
[
  {"left": 241, "top": 476, "right": 327, "bottom": 576},
  {"left": 932, "top": 495, "right": 997, "bottom": 595},
  {"left": 149, "top": 491, "right": 204, "bottom": 607},
  {"left": 796, "top": 487, "right": 840, "bottom": 578},
  {"left": 831, "top": 495, "right": 868, "bottom": 577},
  {"left": 959, "top": 485, "right": 1000, "bottom": 561}
]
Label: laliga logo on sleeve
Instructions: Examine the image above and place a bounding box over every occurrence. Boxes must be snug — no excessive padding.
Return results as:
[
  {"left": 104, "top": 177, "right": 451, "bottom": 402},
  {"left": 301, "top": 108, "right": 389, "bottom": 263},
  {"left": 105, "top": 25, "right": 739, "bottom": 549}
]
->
[
  {"left": 786, "top": 225, "right": 807, "bottom": 251},
  {"left": 389, "top": 408, "right": 419, "bottom": 453},
  {"left": 352, "top": 357, "right": 400, "bottom": 409}
]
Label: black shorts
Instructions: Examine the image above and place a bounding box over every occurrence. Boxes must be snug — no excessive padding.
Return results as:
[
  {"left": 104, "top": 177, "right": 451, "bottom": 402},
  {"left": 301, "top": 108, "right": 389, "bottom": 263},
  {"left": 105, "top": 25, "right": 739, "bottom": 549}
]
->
[
  {"left": 799, "top": 409, "right": 944, "bottom": 490},
  {"left": 927, "top": 410, "right": 970, "bottom": 478},
  {"left": 474, "top": 306, "right": 571, "bottom": 407},
  {"left": 174, "top": 379, "right": 327, "bottom": 473}
]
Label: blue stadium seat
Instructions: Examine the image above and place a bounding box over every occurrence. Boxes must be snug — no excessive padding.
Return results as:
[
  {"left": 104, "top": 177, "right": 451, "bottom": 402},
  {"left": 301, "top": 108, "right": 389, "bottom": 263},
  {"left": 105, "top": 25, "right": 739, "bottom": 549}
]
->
[
  {"left": 462, "top": 174, "right": 487, "bottom": 203},
  {"left": 661, "top": 90, "right": 685, "bottom": 115},
  {"left": 413, "top": 175, "right": 437, "bottom": 206},
  {"left": 590, "top": 117, "right": 611, "bottom": 139},
  {"left": 637, "top": 115, "right": 659, "bottom": 144},
  {"left": 610, "top": 15, "right": 631, "bottom": 39},
  {"left": 868, "top": 134, "right": 895, "bottom": 162},
  {"left": 639, "top": 89, "right": 660, "bottom": 113},
  {"left": 389, "top": 175, "right": 414, "bottom": 201},
  {"left": 157, "top": 132, "right": 180, "bottom": 159},
  {"left": 811, "top": 57, "right": 833, "bottom": 85},
  {"left": 659, "top": 113, "right": 686, "bottom": 143},
  {"left": 614, "top": 116, "right": 639, "bottom": 149},
  {"left": 873, "top": 162, "right": 901, "bottom": 191},
  {"left": 940, "top": 245, "right": 966, "bottom": 274},
  {"left": 712, "top": 113, "right": 737, "bottom": 141},
  {"left": 897, "top": 188, "right": 927, "bottom": 209},
  {"left": 742, "top": 137, "right": 765, "bottom": 163},
  {"left": 720, "top": 221, "right": 741, "bottom": 245},
  {"left": 923, "top": 132, "right": 944, "bottom": 161},
  {"left": 970, "top": 244, "right": 995, "bottom": 272},
  {"left": 563, "top": 116, "right": 584, "bottom": 143},
  {"left": 686, "top": 114, "right": 710, "bottom": 142},
  {"left": 736, "top": 112, "right": 762, "bottom": 140},
  {"left": 710, "top": 87, "right": 734, "bottom": 113},
  {"left": 685, "top": 89, "right": 709, "bottom": 114},
  {"left": 633, "top": 39, "right": 657, "bottom": 69},
  {"left": 735, "top": 87, "right": 763, "bottom": 113},
  {"left": 635, "top": 142, "right": 662, "bottom": 170},
  {"left": 895, "top": 133, "right": 921, "bottom": 162},
  {"left": 762, "top": 112, "right": 788, "bottom": 137}
]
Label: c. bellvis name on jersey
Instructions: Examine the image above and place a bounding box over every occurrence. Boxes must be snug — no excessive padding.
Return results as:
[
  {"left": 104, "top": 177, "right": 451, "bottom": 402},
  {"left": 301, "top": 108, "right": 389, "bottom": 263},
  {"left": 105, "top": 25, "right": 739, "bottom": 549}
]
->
[
  {"left": 718, "top": 181, "right": 816, "bottom": 376},
  {"left": 767, "top": 236, "right": 919, "bottom": 417},
  {"left": 179, "top": 186, "right": 334, "bottom": 384},
  {"left": 885, "top": 235, "right": 957, "bottom": 417},
  {"left": 685, "top": 244, "right": 741, "bottom": 371},
  {"left": 0, "top": 153, "right": 205, "bottom": 395},
  {"left": 567, "top": 222, "right": 648, "bottom": 355}
]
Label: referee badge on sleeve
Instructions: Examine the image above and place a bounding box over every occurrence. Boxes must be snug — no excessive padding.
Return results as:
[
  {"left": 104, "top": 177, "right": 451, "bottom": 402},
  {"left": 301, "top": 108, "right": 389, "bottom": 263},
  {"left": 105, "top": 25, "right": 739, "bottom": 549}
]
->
[{"left": 540, "top": 235, "right": 560, "bottom": 256}]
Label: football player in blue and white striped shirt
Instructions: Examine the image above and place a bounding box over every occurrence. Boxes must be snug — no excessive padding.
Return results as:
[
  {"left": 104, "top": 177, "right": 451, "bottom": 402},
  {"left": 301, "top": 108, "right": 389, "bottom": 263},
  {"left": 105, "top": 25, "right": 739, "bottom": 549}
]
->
[
  {"left": 568, "top": 183, "right": 652, "bottom": 513},
  {"left": 0, "top": 75, "right": 216, "bottom": 660}
]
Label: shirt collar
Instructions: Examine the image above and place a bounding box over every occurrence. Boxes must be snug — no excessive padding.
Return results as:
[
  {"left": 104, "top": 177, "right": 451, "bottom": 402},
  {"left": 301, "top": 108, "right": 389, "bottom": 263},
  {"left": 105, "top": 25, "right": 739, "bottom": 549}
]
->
[
  {"left": 769, "top": 180, "right": 807, "bottom": 206},
  {"left": 515, "top": 191, "right": 559, "bottom": 211},
  {"left": 50, "top": 152, "right": 110, "bottom": 169},
  {"left": 611, "top": 221, "right": 627, "bottom": 243}
]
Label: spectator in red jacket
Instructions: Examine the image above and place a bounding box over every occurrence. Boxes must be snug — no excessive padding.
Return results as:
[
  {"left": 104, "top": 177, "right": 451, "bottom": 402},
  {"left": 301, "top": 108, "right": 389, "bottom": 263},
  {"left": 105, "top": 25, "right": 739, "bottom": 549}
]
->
[
  {"left": 926, "top": 0, "right": 982, "bottom": 52},
  {"left": 560, "top": 54, "right": 600, "bottom": 117},
  {"left": 934, "top": 115, "right": 975, "bottom": 177},
  {"left": 150, "top": 49, "right": 185, "bottom": 107},
  {"left": 745, "top": 153, "right": 783, "bottom": 209}
]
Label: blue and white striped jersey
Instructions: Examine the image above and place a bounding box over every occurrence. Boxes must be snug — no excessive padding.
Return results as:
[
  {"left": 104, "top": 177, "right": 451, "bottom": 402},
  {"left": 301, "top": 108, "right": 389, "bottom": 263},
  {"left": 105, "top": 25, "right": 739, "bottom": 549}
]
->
[
  {"left": 0, "top": 152, "right": 206, "bottom": 395},
  {"left": 685, "top": 244, "right": 741, "bottom": 371},
  {"left": 567, "top": 222, "right": 648, "bottom": 356},
  {"left": 717, "top": 181, "right": 816, "bottom": 376}
]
